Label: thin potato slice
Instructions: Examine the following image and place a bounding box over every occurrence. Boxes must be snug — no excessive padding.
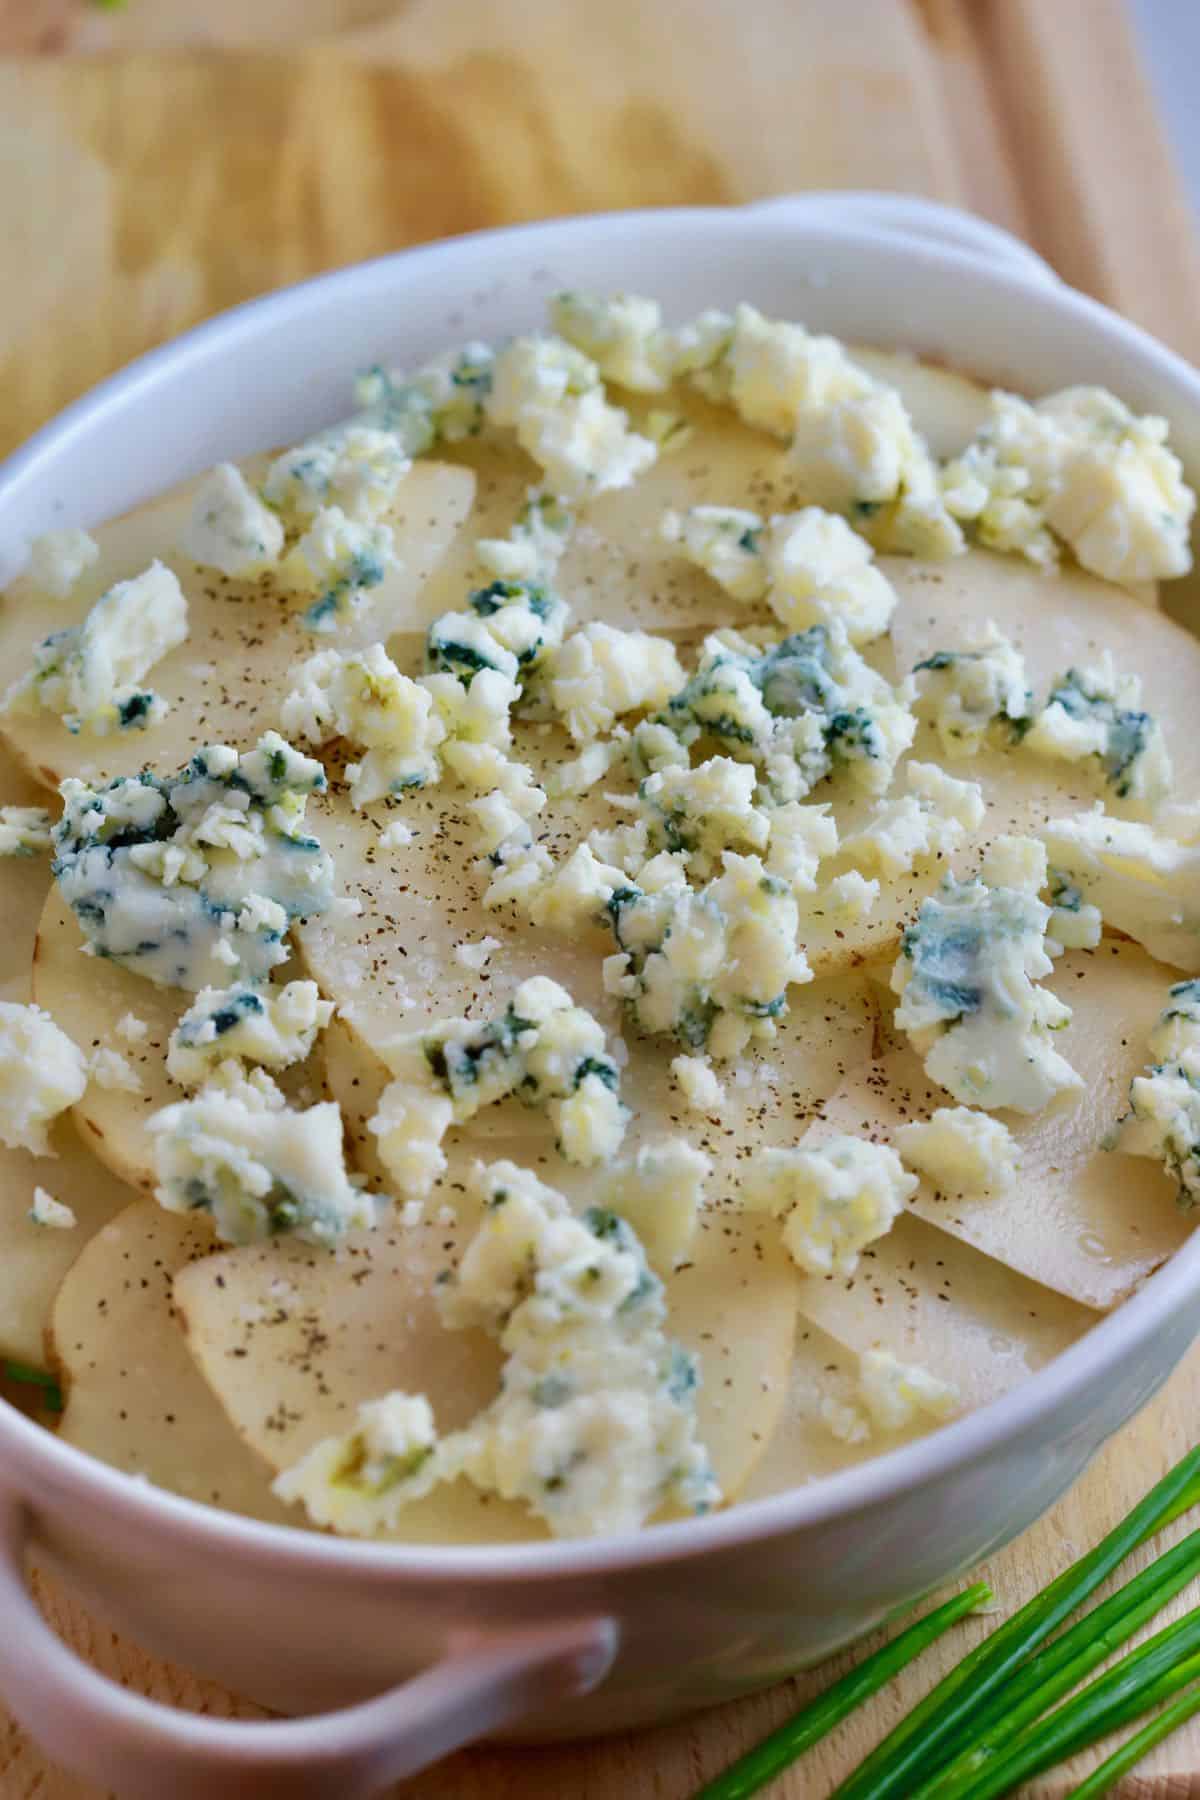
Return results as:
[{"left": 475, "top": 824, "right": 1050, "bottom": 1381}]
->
[
  {"left": 0, "top": 756, "right": 55, "bottom": 1003},
  {"left": 813, "top": 941, "right": 1189, "bottom": 1311},
  {"left": 795, "top": 1210, "right": 1093, "bottom": 1406},
  {"left": 0, "top": 1117, "right": 134, "bottom": 1365},
  {"left": 50, "top": 1198, "right": 293, "bottom": 1525},
  {"left": 31, "top": 886, "right": 327, "bottom": 1192},
  {"left": 0, "top": 459, "right": 476, "bottom": 792},
  {"left": 175, "top": 1174, "right": 798, "bottom": 1542}
]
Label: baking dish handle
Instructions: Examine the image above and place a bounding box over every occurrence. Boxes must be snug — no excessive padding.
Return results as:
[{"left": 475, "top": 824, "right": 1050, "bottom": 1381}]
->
[
  {"left": 0, "top": 1498, "right": 617, "bottom": 1799},
  {"left": 746, "top": 190, "right": 1061, "bottom": 286}
]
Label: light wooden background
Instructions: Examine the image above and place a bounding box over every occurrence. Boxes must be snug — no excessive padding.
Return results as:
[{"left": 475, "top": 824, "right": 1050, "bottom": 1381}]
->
[{"left": 3, "top": 2, "right": 1200, "bottom": 1795}]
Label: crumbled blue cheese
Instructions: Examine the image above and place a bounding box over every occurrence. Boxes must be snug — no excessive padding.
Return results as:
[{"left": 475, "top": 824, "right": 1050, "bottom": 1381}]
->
[
  {"left": 273, "top": 1392, "right": 441, "bottom": 1534},
  {"left": 149, "top": 1061, "right": 375, "bottom": 1247},
  {"left": 167, "top": 979, "right": 333, "bottom": 1087},
  {"left": 896, "top": 1106, "right": 1019, "bottom": 1196},
  {"left": 52, "top": 733, "right": 334, "bottom": 990},
  {"left": 26, "top": 527, "right": 100, "bottom": 600},
  {"left": 1039, "top": 808, "right": 1200, "bottom": 972},
  {"left": 3, "top": 561, "right": 187, "bottom": 735},
  {"left": 856, "top": 1349, "right": 960, "bottom": 1432},
  {"left": 87, "top": 1046, "right": 142, "bottom": 1094},
  {"left": 368, "top": 976, "right": 627, "bottom": 1197},
  {"left": 670, "top": 1055, "right": 724, "bottom": 1114},
  {"left": 0, "top": 1002, "right": 87, "bottom": 1154},
  {"left": 741, "top": 1135, "right": 916, "bottom": 1276},
  {"left": 942, "top": 386, "right": 1195, "bottom": 583},
  {"left": 439, "top": 1160, "right": 717, "bottom": 1537},
  {"left": 428, "top": 579, "right": 569, "bottom": 685},
  {"left": 282, "top": 507, "right": 396, "bottom": 634},
  {"left": 263, "top": 426, "right": 411, "bottom": 525},
  {"left": 526, "top": 842, "right": 627, "bottom": 934},
  {"left": 181, "top": 463, "right": 285, "bottom": 578},
  {"left": 281, "top": 644, "right": 447, "bottom": 805},
  {"left": 1114, "top": 980, "right": 1200, "bottom": 1207},
  {"left": 354, "top": 343, "right": 495, "bottom": 452},
  {"left": 638, "top": 755, "right": 769, "bottom": 875},
  {"left": 0, "top": 806, "right": 53, "bottom": 856},
  {"left": 547, "top": 623, "right": 684, "bottom": 743},
  {"left": 660, "top": 506, "right": 768, "bottom": 604},
  {"left": 891, "top": 835, "right": 1082, "bottom": 1113},
  {"left": 761, "top": 508, "right": 899, "bottom": 643},
  {"left": 911, "top": 623, "right": 1032, "bottom": 757},
  {"left": 485, "top": 336, "right": 657, "bottom": 497},
  {"left": 838, "top": 761, "right": 985, "bottom": 878},
  {"left": 29, "top": 1186, "right": 77, "bottom": 1229},
  {"left": 476, "top": 489, "right": 573, "bottom": 584},
  {"left": 1044, "top": 868, "right": 1103, "bottom": 957},
  {"left": 647, "top": 623, "right": 914, "bottom": 805},
  {"left": 548, "top": 292, "right": 674, "bottom": 392},
  {"left": 605, "top": 851, "right": 811, "bottom": 1060},
  {"left": 1023, "top": 655, "right": 1171, "bottom": 812},
  {"left": 700, "top": 303, "right": 872, "bottom": 437},
  {"left": 789, "top": 384, "right": 964, "bottom": 560}
]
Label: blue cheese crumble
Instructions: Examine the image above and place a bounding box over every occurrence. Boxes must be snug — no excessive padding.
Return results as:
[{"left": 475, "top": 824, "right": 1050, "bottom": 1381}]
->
[
  {"left": 547, "top": 623, "right": 685, "bottom": 744},
  {"left": 891, "top": 835, "right": 1082, "bottom": 1113},
  {"left": 484, "top": 336, "right": 656, "bottom": 498},
  {"left": 273, "top": 1392, "right": 441, "bottom": 1534},
  {"left": 166, "top": 979, "right": 333, "bottom": 1087},
  {"left": 1023, "top": 655, "right": 1171, "bottom": 812},
  {"left": 0, "top": 1002, "right": 87, "bottom": 1155},
  {"left": 476, "top": 489, "right": 573, "bottom": 584},
  {"left": 911, "top": 623, "right": 1033, "bottom": 757},
  {"left": 282, "top": 508, "right": 395, "bottom": 634},
  {"left": 367, "top": 976, "right": 627, "bottom": 1197},
  {"left": 896, "top": 1106, "right": 1019, "bottom": 1196},
  {"left": 1045, "top": 868, "right": 1103, "bottom": 957},
  {"left": 281, "top": 644, "right": 447, "bottom": 806},
  {"left": 838, "top": 761, "right": 985, "bottom": 878},
  {"left": 263, "top": 426, "right": 411, "bottom": 525},
  {"left": 52, "top": 733, "right": 335, "bottom": 990},
  {"left": 3, "top": 561, "right": 187, "bottom": 735},
  {"left": 354, "top": 343, "right": 495, "bottom": 452},
  {"left": 149, "top": 1062, "right": 375, "bottom": 1247},
  {"left": 742, "top": 1135, "right": 916, "bottom": 1277},
  {"left": 1115, "top": 980, "right": 1200, "bottom": 1207},
  {"left": 0, "top": 806, "right": 53, "bottom": 856},
  {"left": 1039, "top": 808, "right": 1200, "bottom": 973},
  {"left": 181, "top": 463, "right": 285, "bottom": 579},
  {"left": 26, "top": 527, "right": 100, "bottom": 600},
  {"left": 427, "top": 578, "right": 569, "bottom": 686}
]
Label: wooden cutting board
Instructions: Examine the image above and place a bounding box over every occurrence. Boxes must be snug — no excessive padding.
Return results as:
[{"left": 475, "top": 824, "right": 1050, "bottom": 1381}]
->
[{"left": 3, "top": 3, "right": 1200, "bottom": 1794}]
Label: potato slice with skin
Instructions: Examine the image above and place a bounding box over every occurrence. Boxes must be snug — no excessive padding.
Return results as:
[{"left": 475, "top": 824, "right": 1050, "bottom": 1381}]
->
[
  {"left": 50, "top": 1199, "right": 293, "bottom": 1525},
  {"left": 795, "top": 1210, "right": 1093, "bottom": 1407},
  {"left": 175, "top": 1172, "right": 798, "bottom": 1542},
  {"left": 811, "top": 941, "right": 1189, "bottom": 1311},
  {"left": 0, "top": 458, "right": 476, "bottom": 793},
  {"left": 31, "top": 886, "right": 327, "bottom": 1192},
  {"left": 0, "top": 1116, "right": 134, "bottom": 1365}
]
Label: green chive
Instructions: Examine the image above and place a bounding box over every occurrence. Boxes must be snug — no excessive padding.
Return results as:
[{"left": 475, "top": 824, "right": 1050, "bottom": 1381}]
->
[
  {"left": 1067, "top": 1681, "right": 1200, "bottom": 1798},
  {"left": 3, "top": 1360, "right": 64, "bottom": 1411},
  {"left": 692, "top": 1584, "right": 990, "bottom": 1800},
  {"left": 915, "top": 1524, "right": 1200, "bottom": 1796},
  {"left": 831, "top": 1447, "right": 1200, "bottom": 1800}
]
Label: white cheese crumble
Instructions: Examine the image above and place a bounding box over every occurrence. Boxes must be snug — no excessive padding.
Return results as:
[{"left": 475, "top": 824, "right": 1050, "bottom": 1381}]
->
[
  {"left": 114, "top": 1012, "right": 149, "bottom": 1045},
  {"left": 892, "top": 835, "right": 1083, "bottom": 1113},
  {"left": 0, "top": 1003, "right": 87, "bottom": 1155},
  {"left": 856, "top": 1350, "right": 961, "bottom": 1433},
  {"left": 87, "top": 1046, "right": 142, "bottom": 1094},
  {"left": 181, "top": 462, "right": 285, "bottom": 579},
  {"left": 741, "top": 1135, "right": 916, "bottom": 1277},
  {"left": 910, "top": 623, "right": 1033, "bottom": 757},
  {"left": 638, "top": 755, "right": 770, "bottom": 876},
  {"left": 485, "top": 336, "right": 656, "bottom": 498},
  {"left": 377, "top": 818, "right": 415, "bottom": 849},
  {"left": 26, "top": 528, "right": 100, "bottom": 600},
  {"left": 476, "top": 489, "right": 573, "bottom": 584},
  {"left": 1039, "top": 807, "right": 1200, "bottom": 972},
  {"left": 453, "top": 936, "right": 501, "bottom": 972},
  {"left": 896, "top": 1107, "right": 1019, "bottom": 1196},
  {"left": 273, "top": 1393, "right": 441, "bottom": 1534},
  {"left": 281, "top": 644, "right": 447, "bottom": 806},
  {"left": 660, "top": 506, "right": 768, "bottom": 604},
  {"left": 367, "top": 976, "right": 627, "bottom": 1197},
  {"left": 838, "top": 761, "right": 985, "bottom": 878},
  {"left": 670, "top": 1054, "right": 725, "bottom": 1114},
  {"left": 3, "top": 561, "right": 187, "bottom": 736},
  {"left": 548, "top": 292, "right": 674, "bottom": 392},
  {"left": 547, "top": 623, "right": 684, "bottom": 743},
  {"left": 0, "top": 806, "right": 53, "bottom": 857},
  {"left": 1023, "top": 654, "right": 1171, "bottom": 813},
  {"left": 149, "top": 1062, "right": 375, "bottom": 1247},
  {"left": 167, "top": 979, "right": 333, "bottom": 1087},
  {"left": 52, "top": 733, "right": 335, "bottom": 991},
  {"left": 942, "top": 386, "right": 1195, "bottom": 583},
  {"left": 600, "top": 1136, "right": 711, "bottom": 1271},
  {"left": 29, "top": 1187, "right": 77, "bottom": 1230}
]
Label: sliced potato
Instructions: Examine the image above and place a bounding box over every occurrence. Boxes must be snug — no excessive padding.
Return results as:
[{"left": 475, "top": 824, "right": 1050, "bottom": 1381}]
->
[
  {"left": 50, "top": 1198, "right": 293, "bottom": 1524},
  {"left": 795, "top": 1210, "right": 1093, "bottom": 1406},
  {"left": 175, "top": 1166, "right": 797, "bottom": 1542},
  {"left": 812, "top": 941, "right": 1189, "bottom": 1310},
  {"left": 0, "top": 459, "right": 476, "bottom": 793},
  {"left": 0, "top": 755, "right": 55, "bottom": 1003},
  {"left": 0, "top": 1116, "right": 134, "bottom": 1365}
]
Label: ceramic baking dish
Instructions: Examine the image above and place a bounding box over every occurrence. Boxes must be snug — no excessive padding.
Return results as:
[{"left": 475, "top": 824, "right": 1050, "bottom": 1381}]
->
[{"left": 2, "top": 192, "right": 1199, "bottom": 1799}]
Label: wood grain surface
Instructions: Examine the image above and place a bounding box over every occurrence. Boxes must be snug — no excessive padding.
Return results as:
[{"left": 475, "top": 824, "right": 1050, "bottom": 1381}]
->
[{"left": 3, "top": 3, "right": 1200, "bottom": 1795}]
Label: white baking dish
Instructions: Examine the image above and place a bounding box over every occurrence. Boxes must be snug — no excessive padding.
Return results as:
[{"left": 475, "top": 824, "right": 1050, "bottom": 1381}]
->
[{"left": 2, "top": 192, "right": 1200, "bottom": 1799}]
